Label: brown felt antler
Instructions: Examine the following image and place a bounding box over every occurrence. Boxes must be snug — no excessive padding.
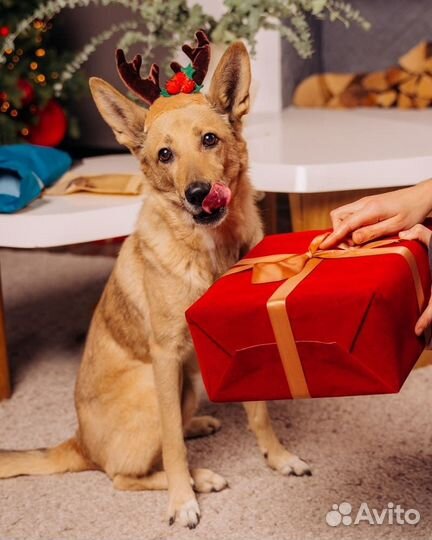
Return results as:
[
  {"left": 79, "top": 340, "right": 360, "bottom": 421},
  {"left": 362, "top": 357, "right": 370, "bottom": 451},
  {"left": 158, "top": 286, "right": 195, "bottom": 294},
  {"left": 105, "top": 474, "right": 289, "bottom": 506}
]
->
[
  {"left": 116, "top": 49, "right": 161, "bottom": 106},
  {"left": 170, "top": 29, "right": 211, "bottom": 85}
]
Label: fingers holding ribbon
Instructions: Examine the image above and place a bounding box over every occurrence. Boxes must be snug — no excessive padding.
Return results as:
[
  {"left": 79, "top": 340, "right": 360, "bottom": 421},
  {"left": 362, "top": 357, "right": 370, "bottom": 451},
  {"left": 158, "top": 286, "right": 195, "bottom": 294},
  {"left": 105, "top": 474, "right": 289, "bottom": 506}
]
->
[
  {"left": 399, "top": 223, "right": 432, "bottom": 246},
  {"left": 399, "top": 225, "right": 432, "bottom": 342}
]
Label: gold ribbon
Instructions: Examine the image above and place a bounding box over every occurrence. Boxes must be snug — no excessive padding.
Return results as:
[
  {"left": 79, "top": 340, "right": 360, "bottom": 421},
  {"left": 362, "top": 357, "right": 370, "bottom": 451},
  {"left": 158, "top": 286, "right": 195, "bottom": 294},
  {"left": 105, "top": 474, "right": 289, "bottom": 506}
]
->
[{"left": 224, "top": 233, "right": 426, "bottom": 399}]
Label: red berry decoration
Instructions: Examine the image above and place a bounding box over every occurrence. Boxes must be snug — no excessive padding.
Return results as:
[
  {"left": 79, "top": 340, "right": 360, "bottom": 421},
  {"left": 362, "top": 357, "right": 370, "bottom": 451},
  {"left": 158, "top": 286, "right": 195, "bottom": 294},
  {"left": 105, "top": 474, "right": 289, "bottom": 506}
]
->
[
  {"left": 18, "top": 79, "right": 36, "bottom": 106},
  {"left": 165, "top": 77, "right": 181, "bottom": 95},
  {"left": 176, "top": 72, "right": 187, "bottom": 84},
  {"left": 181, "top": 78, "right": 196, "bottom": 94},
  {"left": 163, "top": 68, "right": 201, "bottom": 96},
  {"left": 0, "top": 26, "right": 10, "bottom": 38},
  {"left": 165, "top": 72, "right": 188, "bottom": 95},
  {"left": 27, "top": 99, "right": 68, "bottom": 147}
]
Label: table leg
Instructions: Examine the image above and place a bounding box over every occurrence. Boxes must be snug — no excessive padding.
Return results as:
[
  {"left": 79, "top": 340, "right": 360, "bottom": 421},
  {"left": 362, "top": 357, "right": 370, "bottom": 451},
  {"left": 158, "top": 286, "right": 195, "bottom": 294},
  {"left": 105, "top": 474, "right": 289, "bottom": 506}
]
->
[
  {"left": 288, "top": 188, "right": 394, "bottom": 232},
  {"left": 0, "top": 271, "right": 11, "bottom": 400}
]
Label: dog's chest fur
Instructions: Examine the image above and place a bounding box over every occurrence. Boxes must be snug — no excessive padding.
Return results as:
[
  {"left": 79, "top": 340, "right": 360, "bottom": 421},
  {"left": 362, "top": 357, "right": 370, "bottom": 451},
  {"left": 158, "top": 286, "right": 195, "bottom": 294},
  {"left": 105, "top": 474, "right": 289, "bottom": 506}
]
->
[{"left": 95, "top": 217, "right": 246, "bottom": 369}]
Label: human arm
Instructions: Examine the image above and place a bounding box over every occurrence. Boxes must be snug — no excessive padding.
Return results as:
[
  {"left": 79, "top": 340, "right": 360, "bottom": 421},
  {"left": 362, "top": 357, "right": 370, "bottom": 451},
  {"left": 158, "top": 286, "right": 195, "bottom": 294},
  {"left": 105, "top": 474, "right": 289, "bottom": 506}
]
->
[
  {"left": 320, "top": 179, "right": 432, "bottom": 249},
  {"left": 399, "top": 224, "right": 432, "bottom": 336}
]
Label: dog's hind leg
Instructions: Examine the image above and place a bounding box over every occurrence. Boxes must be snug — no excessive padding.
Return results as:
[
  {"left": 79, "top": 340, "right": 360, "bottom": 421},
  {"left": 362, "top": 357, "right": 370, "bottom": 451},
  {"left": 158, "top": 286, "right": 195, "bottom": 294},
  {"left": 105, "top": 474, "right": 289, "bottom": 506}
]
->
[
  {"left": 113, "top": 468, "right": 227, "bottom": 493},
  {"left": 0, "top": 437, "right": 94, "bottom": 479},
  {"left": 243, "top": 401, "right": 311, "bottom": 477},
  {"left": 113, "top": 471, "right": 167, "bottom": 491},
  {"left": 184, "top": 416, "right": 221, "bottom": 439},
  {"left": 182, "top": 372, "right": 221, "bottom": 439}
]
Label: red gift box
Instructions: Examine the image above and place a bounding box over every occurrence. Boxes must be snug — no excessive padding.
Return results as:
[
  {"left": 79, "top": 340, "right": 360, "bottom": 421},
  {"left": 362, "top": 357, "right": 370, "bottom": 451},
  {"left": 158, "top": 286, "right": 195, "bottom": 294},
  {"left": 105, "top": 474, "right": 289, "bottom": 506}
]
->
[{"left": 186, "top": 230, "right": 430, "bottom": 402}]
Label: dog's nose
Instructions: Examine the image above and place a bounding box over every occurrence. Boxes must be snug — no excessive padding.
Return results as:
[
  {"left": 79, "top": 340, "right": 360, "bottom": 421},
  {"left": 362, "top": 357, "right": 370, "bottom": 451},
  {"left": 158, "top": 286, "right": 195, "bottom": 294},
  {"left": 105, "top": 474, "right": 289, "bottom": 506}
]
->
[{"left": 185, "top": 182, "right": 211, "bottom": 207}]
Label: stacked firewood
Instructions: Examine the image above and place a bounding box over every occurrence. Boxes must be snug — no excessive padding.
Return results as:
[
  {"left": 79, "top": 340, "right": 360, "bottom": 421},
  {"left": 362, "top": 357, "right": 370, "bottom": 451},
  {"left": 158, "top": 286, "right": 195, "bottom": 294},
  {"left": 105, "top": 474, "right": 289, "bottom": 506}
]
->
[{"left": 293, "top": 42, "right": 432, "bottom": 109}]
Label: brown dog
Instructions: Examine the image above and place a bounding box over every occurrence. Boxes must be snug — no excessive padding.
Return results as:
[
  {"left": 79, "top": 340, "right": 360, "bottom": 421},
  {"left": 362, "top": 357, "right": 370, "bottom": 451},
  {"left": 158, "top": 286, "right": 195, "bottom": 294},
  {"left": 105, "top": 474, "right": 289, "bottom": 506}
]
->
[{"left": 0, "top": 39, "right": 310, "bottom": 528}]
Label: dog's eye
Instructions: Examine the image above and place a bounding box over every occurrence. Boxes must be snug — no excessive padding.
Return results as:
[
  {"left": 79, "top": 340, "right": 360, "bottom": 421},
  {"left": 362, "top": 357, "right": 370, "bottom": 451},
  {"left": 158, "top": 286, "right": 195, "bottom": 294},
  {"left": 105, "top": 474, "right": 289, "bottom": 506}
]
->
[
  {"left": 202, "top": 132, "right": 218, "bottom": 148},
  {"left": 158, "top": 148, "right": 173, "bottom": 163}
]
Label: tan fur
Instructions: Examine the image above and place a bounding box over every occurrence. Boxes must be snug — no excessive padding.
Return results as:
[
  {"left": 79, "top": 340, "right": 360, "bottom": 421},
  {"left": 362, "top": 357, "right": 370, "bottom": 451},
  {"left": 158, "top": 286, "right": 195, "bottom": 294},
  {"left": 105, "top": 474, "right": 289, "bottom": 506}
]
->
[{"left": 0, "top": 43, "right": 310, "bottom": 528}]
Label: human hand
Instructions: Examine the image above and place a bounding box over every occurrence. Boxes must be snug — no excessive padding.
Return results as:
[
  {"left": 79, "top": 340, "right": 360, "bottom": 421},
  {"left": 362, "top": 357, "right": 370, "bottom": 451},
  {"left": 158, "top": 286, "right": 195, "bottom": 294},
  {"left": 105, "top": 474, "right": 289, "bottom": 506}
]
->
[
  {"left": 399, "top": 224, "right": 432, "bottom": 336},
  {"left": 320, "top": 180, "right": 432, "bottom": 249}
]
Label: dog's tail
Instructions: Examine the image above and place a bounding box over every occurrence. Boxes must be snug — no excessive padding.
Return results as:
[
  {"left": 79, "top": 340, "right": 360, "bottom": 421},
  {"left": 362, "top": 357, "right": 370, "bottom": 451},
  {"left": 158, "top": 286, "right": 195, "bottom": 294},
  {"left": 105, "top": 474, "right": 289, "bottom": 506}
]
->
[{"left": 0, "top": 437, "right": 94, "bottom": 479}]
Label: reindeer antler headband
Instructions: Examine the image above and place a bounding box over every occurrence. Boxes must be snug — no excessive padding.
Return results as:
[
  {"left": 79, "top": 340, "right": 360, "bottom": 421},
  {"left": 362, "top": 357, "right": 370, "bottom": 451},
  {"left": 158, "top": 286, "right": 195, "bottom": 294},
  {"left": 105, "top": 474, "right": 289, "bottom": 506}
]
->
[{"left": 116, "top": 30, "right": 211, "bottom": 107}]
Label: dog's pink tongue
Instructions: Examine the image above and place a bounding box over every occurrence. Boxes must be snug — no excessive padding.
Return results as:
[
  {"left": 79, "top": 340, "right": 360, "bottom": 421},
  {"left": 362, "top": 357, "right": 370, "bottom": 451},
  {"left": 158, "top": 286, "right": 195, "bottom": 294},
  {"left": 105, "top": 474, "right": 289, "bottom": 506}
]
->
[{"left": 202, "top": 183, "right": 231, "bottom": 213}]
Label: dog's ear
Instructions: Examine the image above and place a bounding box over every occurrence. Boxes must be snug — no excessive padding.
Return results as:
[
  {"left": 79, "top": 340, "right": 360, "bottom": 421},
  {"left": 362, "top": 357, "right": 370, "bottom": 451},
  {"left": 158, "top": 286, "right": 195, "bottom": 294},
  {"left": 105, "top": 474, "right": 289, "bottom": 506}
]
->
[
  {"left": 89, "top": 77, "right": 147, "bottom": 153},
  {"left": 208, "top": 42, "right": 251, "bottom": 124}
]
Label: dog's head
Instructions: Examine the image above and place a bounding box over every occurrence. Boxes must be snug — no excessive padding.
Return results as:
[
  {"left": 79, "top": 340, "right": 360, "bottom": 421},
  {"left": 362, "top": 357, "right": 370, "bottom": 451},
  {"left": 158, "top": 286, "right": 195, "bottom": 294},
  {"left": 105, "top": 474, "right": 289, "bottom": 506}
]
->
[{"left": 90, "top": 33, "right": 251, "bottom": 228}]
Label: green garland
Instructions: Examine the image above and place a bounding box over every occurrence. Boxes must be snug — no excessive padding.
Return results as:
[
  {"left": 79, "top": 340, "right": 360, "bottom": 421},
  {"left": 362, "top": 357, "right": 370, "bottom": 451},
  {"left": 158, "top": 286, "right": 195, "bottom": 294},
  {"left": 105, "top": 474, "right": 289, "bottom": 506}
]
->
[{"left": 0, "top": 0, "right": 370, "bottom": 145}]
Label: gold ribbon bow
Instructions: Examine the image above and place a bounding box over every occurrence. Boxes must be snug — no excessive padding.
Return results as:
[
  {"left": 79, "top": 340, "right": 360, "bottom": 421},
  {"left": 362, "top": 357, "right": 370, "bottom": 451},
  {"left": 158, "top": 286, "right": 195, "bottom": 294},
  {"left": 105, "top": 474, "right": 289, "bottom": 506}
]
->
[{"left": 224, "top": 233, "right": 425, "bottom": 399}]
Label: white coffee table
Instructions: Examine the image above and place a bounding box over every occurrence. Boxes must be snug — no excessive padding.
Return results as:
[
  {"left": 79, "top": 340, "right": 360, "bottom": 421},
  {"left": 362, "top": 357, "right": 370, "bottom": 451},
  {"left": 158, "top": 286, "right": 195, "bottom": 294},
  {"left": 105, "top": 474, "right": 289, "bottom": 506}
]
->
[{"left": 246, "top": 107, "right": 432, "bottom": 193}]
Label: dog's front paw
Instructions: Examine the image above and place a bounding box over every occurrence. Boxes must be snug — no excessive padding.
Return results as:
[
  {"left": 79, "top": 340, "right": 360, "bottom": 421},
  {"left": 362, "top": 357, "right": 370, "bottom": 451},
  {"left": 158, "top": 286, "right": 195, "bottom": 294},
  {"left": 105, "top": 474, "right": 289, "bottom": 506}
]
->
[
  {"left": 192, "top": 468, "right": 229, "bottom": 493},
  {"left": 184, "top": 416, "right": 221, "bottom": 439},
  {"left": 267, "top": 450, "right": 311, "bottom": 477},
  {"left": 168, "top": 493, "right": 201, "bottom": 529}
]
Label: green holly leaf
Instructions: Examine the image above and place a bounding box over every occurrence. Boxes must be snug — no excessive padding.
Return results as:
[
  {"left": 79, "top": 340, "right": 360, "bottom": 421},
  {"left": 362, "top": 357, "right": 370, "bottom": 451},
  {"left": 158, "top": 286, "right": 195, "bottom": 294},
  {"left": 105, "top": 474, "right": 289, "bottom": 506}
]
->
[{"left": 181, "top": 64, "right": 195, "bottom": 79}]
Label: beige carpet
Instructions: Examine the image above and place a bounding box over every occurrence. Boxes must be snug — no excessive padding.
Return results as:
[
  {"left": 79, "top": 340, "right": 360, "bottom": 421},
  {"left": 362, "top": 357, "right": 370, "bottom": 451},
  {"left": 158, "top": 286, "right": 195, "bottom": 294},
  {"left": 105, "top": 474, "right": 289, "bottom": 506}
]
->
[{"left": 1, "top": 247, "right": 432, "bottom": 540}]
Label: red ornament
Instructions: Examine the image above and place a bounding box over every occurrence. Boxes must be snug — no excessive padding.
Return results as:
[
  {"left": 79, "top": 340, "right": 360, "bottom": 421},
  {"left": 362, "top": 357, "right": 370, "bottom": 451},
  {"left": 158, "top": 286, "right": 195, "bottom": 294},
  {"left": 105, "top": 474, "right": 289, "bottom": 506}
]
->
[
  {"left": 18, "top": 79, "right": 36, "bottom": 106},
  {"left": 0, "top": 26, "right": 10, "bottom": 38},
  {"left": 27, "top": 99, "right": 68, "bottom": 147}
]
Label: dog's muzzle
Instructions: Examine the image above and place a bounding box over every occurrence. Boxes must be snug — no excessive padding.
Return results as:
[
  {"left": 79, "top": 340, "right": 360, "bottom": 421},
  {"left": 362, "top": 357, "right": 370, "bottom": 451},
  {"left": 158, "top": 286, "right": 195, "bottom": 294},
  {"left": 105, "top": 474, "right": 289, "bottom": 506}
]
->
[{"left": 185, "top": 181, "right": 231, "bottom": 225}]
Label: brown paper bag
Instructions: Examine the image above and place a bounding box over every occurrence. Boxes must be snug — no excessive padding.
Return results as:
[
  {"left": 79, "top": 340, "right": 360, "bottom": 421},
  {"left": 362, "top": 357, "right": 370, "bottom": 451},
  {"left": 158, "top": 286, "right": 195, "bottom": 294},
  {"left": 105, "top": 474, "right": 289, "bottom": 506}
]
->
[{"left": 46, "top": 173, "right": 143, "bottom": 196}]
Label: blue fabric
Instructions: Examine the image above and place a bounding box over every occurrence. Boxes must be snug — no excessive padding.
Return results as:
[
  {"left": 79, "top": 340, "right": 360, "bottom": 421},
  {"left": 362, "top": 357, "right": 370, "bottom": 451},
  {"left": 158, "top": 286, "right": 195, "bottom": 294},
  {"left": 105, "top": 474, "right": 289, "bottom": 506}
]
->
[{"left": 0, "top": 144, "right": 72, "bottom": 213}]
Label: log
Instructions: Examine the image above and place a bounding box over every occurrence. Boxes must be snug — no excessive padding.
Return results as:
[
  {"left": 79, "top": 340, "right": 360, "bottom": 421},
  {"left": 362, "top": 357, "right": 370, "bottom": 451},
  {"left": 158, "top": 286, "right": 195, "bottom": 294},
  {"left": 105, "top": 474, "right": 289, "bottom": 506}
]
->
[
  {"left": 386, "top": 67, "right": 410, "bottom": 86},
  {"left": 417, "top": 74, "right": 432, "bottom": 99},
  {"left": 340, "top": 84, "right": 376, "bottom": 108},
  {"left": 399, "top": 41, "right": 432, "bottom": 73},
  {"left": 292, "top": 75, "right": 330, "bottom": 107},
  {"left": 293, "top": 41, "right": 432, "bottom": 111},
  {"left": 361, "top": 71, "right": 388, "bottom": 92},
  {"left": 397, "top": 94, "right": 414, "bottom": 109},
  {"left": 373, "top": 90, "right": 397, "bottom": 108},
  {"left": 413, "top": 96, "right": 430, "bottom": 109},
  {"left": 322, "top": 73, "right": 355, "bottom": 96},
  {"left": 399, "top": 75, "right": 419, "bottom": 96},
  {"left": 425, "top": 57, "right": 432, "bottom": 73},
  {"left": 326, "top": 96, "right": 344, "bottom": 109}
]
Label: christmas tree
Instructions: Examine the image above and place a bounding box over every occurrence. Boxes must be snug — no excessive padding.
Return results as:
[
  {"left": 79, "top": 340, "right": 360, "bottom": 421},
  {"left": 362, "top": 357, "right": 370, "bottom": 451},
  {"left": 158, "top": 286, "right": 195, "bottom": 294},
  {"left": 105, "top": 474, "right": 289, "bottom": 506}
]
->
[{"left": 0, "top": 0, "right": 85, "bottom": 146}]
